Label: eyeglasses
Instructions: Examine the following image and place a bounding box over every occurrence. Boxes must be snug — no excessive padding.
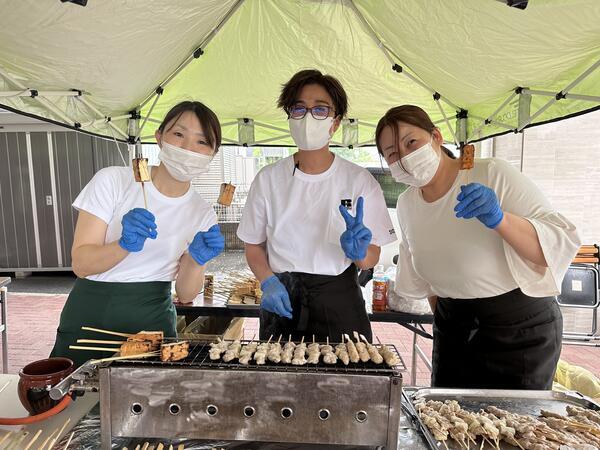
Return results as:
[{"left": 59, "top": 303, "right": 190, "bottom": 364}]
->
[{"left": 289, "top": 104, "right": 334, "bottom": 120}]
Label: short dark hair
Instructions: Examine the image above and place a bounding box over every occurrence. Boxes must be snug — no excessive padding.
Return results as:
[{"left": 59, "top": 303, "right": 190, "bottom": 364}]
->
[
  {"left": 277, "top": 69, "right": 348, "bottom": 118},
  {"left": 158, "top": 101, "right": 222, "bottom": 151}
]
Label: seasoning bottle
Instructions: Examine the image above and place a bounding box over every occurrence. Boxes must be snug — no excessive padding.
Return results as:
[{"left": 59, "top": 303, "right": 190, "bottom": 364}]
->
[{"left": 372, "top": 264, "right": 388, "bottom": 312}]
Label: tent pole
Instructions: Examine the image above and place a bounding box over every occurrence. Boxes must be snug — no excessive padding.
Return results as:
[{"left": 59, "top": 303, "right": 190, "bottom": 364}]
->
[
  {"left": 0, "top": 90, "right": 83, "bottom": 98},
  {"left": 434, "top": 98, "right": 459, "bottom": 145},
  {"left": 0, "top": 65, "right": 81, "bottom": 127},
  {"left": 522, "top": 89, "right": 600, "bottom": 104},
  {"left": 347, "top": 0, "right": 462, "bottom": 113},
  {"left": 76, "top": 96, "right": 129, "bottom": 140},
  {"left": 137, "top": 0, "right": 245, "bottom": 110},
  {"left": 517, "top": 58, "right": 600, "bottom": 132},
  {"left": 470, "top": 91, "right": 519, "bottom": 139}
]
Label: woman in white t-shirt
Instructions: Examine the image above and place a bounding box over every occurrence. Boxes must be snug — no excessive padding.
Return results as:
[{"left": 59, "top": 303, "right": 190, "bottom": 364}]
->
[
  {"left": 375, "top": 105, "right": 580, "bottom": 389},
  {"left": 237, "top": 70, "right": 396, "bottom": 342},
  {"left": 50, "top": 101, "right": 225, "bottom": 367}
]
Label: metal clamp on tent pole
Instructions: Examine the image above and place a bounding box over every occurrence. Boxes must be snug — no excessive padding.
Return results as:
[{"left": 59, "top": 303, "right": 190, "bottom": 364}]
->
[
  {"left": 517, "top": 57, "right": 600, "bottom": 132},
  {"left": 433, "top": 94, "right": 459, "bottom": 146},
  {"left": 469, "top": 90, "right": 519, "bottom": 140}
]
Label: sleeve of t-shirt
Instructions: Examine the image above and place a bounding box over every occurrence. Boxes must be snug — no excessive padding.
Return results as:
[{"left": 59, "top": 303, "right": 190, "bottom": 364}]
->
[
  {"left": 394, "top": 225, "right": 435, "bottom": 301},
  {"left": 488, "top": 158, "right": 581, "bottom": 297},
  {"left": 236, "top": 171, "right": 268, "bottom": 244},
  {"left": 361, "top": 177, "right": 397, "bottom": 247},
  {"left": 72, "top": 167, "right": 122, "bottom": 224}
]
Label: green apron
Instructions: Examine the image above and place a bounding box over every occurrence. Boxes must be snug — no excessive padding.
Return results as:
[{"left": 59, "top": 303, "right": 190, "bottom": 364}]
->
[{"left": 50, "top": 278, "right": 176, "bottom": 367}]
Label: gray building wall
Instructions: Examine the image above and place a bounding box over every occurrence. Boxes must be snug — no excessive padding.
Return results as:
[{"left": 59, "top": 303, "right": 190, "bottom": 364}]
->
[{"left": 0, "top": 130, "right": 127, "bottom": 270}]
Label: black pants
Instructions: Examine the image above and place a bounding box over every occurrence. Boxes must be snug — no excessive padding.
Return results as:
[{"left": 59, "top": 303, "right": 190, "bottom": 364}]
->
[
  {"left": 259, "top": 264, "right": 372, "bottom": 343},
  {"left": 432, "top": 288, "right": 562, "bottom": 390}
]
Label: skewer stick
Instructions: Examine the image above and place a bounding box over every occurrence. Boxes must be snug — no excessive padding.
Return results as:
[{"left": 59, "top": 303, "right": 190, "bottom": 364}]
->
[
  {"left": 23, "top": 430, "right": 42, "bottom": 450},
  {"left": 62, "top": 432, "right": 74, "bottom": 450},
  {"left": 0, "top": 431, "right": 11, "bottom": 446},
  {"left": 300, "top": 336, "right": 305, "bottom": 345},
  {"left": 288, "top": 334, "right": 292, "bottom": 343},
  {"left": 54, "top": 418, "right": 71, "bottom": 445},
  {"left": 326, "top": 336, "right": 329, "bottom": 346},
  {"left": 77, "top": 339, "right": 126, "bottom": 345},
  {"left": 11, "top": 431, "right": 29, "bottom": 449},
  {"left": 0, "top": 379, "right": 11, "bottom": 394},
  {"left": 156, "top": 444, "right": 164, "bottom": 450},
  {"left": 69, "top": 345, "right": 120, "bottom": 352},
  {"left": 81, "top": 326, "right": 131, "bottom": 338},
  {"left": 141, "top": 443, "right": 149, "bottom": 450},
  {"left": 141, "top": 182, "right": 148, "bottom": 210},
  {"left": 168, "top": 446, "right": 173, "bottom": 450},
  {"left": 177, "top": 445, "right": 184, "bottom": 450},
  {"left": 359, "top": 333, "right": 369, "bottom": 344},
  {"left": 89, "top": 351, "right": 159, "bottom": 364},
  {"left": 353, "top": 331, "right": 360, "bottom": 342},
  {"left": 277, "top": 335, "right": 282, "bottom": 343},
  {"left": 312, "top": 334, "right": 315, "bottom": 344},
  {"left": 134, "top": 446, "right": 141, "bottom": 450},
  {"left": 266, "top": 335, "right": 273, "bottom": 344}
]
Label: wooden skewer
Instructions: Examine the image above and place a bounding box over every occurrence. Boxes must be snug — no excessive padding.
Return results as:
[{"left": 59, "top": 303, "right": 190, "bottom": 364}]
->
[
  {"left": 288, "top": 334, "right": 292, "bottom": 344},
  {"left": 69, "top": 345, "right": 120, "bottom": 352},
  {"left": 326, "top": 336, "right": 329, "bottom": 346},
  {"left": 0, "top": 431, "right": 12, "bottom": 446},
  {"left": 77, "top": 339, "right": 126, "bottom": 345},
  {"left": 62, "top": 432, "right": 74, "bottom": 450},
  {"left": 359, "top": 333, "right": 369, "bottom": 344},
  {"left": 177, "top": 444, "right": 184, "bottom": 450},
  {"left": 141, "top": 443, "right": 149, "bottom": 450},
  {"left": 277, "top": 334, "right": 282, "bottom": 344},
  {"left": 353, "top": 331, "right": 360, "bottom": 342},
  {"left": 168, "top": 445, "right": 173, "bottom": 450},
  {"left": 11, "top": 431, "right": 30, "bottom": 449},
  {"left": 156, "top": 444, "right": 164, "bottom": 450},
  {"left": 134, "top": 445, "right": 141, "bottom": 450},
  {"left": 141, "top": 182, "right": 148, "bottom": 210},
  {"left": 53, "top": 417, "right": 71, "bottom": 446},
  {"left": 0, "top": 379, "right": 11, "bottom": 394},
  {"left": 89, "top": 351, "right": 159, "bottom": 364},
  {"left": 81, "top": 326, "right": 131, "bottom": 338},
  {"left": 300, "top": 336, "right": 305, "bottom": 345},
  {"left": 23, "top": 430, "right": 42, "bottom": 450}
]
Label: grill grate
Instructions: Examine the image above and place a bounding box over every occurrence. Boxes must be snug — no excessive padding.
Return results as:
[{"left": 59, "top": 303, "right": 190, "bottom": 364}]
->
[{"left": 110, "top": 339, "right": 406, "bottom": 375}]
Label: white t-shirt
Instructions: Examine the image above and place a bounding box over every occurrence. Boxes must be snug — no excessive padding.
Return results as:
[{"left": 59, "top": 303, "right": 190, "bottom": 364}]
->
[
  {"left": 237, "top": 155, "right": 397, "bottom": 276},
  {"left": 395, "top": 158, "right": 580, "bottom": 300},
  {"left": 73, "top": 166, "right": 217, "bottom": 282}
]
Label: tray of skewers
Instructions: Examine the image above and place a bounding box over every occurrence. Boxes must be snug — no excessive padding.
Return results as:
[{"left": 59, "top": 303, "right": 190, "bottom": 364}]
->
[
  {"left": 201, "top": 272, "right": 262, "bottom": 308},
  {"left": 403, "top": 387, "right": 600, "bottom": 450}
]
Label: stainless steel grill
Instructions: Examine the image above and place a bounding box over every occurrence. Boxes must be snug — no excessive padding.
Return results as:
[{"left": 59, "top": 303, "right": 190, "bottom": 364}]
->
[
  {"left": 97, "top": 339, "right": 406, "bottom": 450},
  {"left": 111, "top": 338, "right": 406, "bottom": 374}
]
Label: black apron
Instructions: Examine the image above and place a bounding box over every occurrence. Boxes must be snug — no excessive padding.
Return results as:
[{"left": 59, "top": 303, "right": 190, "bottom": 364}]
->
[
  {"left": 432, "top": 288, "right": 562, "bottom": 390},
  {"left": 50, "top": 278, "right": 176, "bottom": 367},
  {"left": 259, "top": 264, "right": 372, "bottom": 343}
]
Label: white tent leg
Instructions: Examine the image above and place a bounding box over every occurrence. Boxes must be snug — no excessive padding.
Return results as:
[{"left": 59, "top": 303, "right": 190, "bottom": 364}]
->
[{"left": 434, "top": 98, "right": 458, "bottom": 145}]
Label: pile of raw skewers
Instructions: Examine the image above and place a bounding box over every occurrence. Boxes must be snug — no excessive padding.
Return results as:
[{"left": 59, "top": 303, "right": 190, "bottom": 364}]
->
[{"left": 415, "top": 398, "right": 600, "bottom": 450}]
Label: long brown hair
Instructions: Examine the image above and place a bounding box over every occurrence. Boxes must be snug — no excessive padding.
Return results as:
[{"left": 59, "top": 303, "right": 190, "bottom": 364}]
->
[{"left": 375, "top": 105, "right": 456, "bottom": 160}]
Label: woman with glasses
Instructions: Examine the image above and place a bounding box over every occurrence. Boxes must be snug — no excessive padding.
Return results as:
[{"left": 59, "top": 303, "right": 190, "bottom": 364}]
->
[
  {"left": 50, "top": 101, "right": 225, "bottom": 367},
  {"left": 237, "top": 69, "right": 396, "bottom": 342},
  {"left": 375, "top": 105, "right": 580, "bottom": 389}
]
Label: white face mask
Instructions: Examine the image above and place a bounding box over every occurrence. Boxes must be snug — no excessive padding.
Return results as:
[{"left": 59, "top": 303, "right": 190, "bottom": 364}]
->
[
  {"left": 389, "top": 141, "right": 441, "bottom": 187},
  {"left": 158, "top": 140, "right": 213, "bottom": 182},
  {"left": 288, "top": 116, "right": 334, "bottom": 151}
]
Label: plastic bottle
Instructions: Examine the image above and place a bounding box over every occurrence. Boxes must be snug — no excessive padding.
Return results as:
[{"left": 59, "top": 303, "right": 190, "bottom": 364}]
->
[{"left": 372, "top": 264, "right": 388, "bottom": 312}]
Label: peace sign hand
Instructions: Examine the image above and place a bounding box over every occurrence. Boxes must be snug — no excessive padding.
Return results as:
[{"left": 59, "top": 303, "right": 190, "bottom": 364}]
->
[{"left": 338, "top": 196, "right": 372, "bottom": 261}]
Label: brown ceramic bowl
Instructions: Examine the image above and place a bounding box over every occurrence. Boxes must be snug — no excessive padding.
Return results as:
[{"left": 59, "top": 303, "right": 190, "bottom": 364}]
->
[{"left": 18, "top": 357, "right": 73, "bottom": 415}]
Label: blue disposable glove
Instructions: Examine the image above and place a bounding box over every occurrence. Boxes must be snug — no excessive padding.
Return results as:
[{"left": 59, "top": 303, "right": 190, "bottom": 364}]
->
[
  {"left": 188, "top": 224, "right": 225, "bottom": 266},
  {"left": 118, "top": 208, "right": 158, "bottom": 252},
  {"left": 260, "top": 275, "right": 293, "bottom": 319},
  {"left": 454, "top": 183, "right": 504, "bottom": 229},
  {"left": 339, "top": 196, "right": 372, "bottom": 261}
]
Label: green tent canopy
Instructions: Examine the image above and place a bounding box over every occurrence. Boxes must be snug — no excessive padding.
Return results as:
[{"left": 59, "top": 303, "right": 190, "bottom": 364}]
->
[{"left": 1, "top": 0, "right": 599, "bottom": 148}]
